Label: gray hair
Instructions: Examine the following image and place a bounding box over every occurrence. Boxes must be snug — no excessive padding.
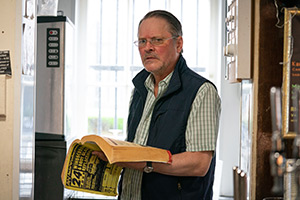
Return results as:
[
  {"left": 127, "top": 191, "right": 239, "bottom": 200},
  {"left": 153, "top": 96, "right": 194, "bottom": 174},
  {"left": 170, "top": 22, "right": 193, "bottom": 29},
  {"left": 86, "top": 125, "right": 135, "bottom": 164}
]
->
[{"left": 138, "top": 10, "right": 183, "bottom": 38}]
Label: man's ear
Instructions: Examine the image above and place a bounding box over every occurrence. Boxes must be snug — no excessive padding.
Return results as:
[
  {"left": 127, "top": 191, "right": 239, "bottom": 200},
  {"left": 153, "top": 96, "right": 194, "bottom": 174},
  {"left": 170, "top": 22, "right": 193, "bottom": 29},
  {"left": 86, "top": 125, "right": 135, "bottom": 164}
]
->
[{"left": 176, "top": 36, "right": 183, "bottom": 53}]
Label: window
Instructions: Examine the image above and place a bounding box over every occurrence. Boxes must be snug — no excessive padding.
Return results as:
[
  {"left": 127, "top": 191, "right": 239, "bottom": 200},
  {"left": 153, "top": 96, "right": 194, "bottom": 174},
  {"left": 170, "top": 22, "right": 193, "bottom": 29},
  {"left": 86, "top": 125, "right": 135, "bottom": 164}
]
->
[{"left": 76, "top": 0, "right": 213, "bottom": 140}]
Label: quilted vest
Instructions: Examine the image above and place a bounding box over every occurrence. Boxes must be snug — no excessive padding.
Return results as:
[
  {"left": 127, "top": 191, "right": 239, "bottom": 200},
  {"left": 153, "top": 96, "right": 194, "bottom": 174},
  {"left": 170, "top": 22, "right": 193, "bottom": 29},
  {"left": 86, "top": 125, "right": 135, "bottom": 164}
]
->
[{"left": 123, "top": 55, "right": 216, "bottom": 200}]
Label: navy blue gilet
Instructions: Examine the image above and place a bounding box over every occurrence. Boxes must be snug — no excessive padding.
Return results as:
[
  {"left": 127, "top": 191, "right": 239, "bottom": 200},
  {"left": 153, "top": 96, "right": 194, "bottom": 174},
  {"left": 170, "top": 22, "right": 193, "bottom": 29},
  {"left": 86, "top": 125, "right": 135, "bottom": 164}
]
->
[{"left": 123, "top": 55, "right": 216, "bottom": 200}]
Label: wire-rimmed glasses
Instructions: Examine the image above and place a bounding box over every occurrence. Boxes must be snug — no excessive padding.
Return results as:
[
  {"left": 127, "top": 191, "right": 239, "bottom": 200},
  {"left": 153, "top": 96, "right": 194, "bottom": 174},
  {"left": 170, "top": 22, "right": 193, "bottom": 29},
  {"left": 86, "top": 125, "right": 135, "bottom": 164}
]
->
[{"left": 133, "top": 36, "right": 178, "bottom": 47}]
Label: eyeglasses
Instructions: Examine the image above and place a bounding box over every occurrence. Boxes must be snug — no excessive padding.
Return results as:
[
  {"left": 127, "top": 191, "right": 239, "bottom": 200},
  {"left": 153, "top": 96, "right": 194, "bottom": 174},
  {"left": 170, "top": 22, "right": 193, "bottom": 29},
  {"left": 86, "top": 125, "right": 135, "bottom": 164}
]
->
[{"left": 133, "top": 36, "right": 177, "bottom": 47}]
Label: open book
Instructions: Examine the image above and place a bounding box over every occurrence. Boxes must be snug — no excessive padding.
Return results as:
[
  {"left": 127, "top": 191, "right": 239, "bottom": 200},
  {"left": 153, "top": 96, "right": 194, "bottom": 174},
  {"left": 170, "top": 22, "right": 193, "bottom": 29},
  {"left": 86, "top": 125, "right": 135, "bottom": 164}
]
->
[{"left": 61, "top": 134, "right": 172, "bottom": 196}]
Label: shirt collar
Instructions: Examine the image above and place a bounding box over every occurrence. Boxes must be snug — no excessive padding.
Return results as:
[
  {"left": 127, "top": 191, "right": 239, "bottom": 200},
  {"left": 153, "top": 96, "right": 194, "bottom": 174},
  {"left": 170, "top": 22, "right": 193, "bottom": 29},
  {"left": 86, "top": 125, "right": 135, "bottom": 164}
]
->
[{"left": 144, "top": 71, "right": 174, "bottom": 92}]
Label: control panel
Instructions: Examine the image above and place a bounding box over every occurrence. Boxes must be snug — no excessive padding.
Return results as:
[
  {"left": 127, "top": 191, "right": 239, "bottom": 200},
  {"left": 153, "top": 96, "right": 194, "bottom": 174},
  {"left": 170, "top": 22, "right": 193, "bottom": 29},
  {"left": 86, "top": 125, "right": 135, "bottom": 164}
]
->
[
  {"left": 224, "top": 0, "right": 252, "bottom": 83},
  {"left": 47, "top": 28, "right": 60, "bottom": 67}
]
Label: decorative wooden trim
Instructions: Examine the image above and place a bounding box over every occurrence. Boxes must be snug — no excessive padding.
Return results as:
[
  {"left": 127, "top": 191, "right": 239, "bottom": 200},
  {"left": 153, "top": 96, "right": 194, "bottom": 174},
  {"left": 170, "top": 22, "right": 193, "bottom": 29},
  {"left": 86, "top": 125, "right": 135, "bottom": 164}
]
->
[{"left": 282, "top": 8, "right": 300, "bottom": 138}]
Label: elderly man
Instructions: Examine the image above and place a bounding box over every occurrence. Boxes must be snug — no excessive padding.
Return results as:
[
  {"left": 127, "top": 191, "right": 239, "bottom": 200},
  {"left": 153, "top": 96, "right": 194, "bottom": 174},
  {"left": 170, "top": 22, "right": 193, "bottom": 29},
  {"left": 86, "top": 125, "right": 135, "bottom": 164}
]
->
[{"left": 94, "top": 10, "right": 221, "bottom": 200}]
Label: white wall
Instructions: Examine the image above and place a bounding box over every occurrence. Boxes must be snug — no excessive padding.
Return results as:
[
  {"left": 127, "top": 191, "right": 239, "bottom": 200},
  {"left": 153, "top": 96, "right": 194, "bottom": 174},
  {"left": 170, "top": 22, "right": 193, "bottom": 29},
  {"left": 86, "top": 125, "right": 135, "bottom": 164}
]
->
[
  {"left": 0, "top": 0, "right": 24, "bottom": 199},
  {"left": 217, "top": 0, "right": 241, "bottom": 197},
  {"left": 218, "top": 82, "right": 241, "bottom": 197}
]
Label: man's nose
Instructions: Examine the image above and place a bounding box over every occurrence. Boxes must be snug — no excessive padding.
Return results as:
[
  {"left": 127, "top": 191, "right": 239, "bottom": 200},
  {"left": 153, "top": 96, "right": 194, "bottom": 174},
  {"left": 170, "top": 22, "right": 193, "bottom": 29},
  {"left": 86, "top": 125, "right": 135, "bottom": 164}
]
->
[{"left": 144, "top": 40, "right": 154, "bottom": 51}]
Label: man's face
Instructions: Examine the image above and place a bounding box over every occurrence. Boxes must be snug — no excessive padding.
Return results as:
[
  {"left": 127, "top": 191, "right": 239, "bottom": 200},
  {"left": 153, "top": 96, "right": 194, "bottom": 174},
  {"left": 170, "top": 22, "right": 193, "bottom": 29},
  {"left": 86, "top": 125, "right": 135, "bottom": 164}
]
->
[{"left": 137, "top": 17, "right": 183, "bottom": 79}]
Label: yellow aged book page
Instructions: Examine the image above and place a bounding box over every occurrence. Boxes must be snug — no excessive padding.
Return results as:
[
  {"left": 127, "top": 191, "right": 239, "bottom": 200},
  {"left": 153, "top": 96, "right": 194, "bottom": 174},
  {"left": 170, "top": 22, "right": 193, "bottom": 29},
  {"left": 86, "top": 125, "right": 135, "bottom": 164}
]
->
[
  {"left": 61, "top": 135, "right": 172, "bottom": 196},
  {"left": 61, "top": 142, "right": 122, "bottom": 196}
]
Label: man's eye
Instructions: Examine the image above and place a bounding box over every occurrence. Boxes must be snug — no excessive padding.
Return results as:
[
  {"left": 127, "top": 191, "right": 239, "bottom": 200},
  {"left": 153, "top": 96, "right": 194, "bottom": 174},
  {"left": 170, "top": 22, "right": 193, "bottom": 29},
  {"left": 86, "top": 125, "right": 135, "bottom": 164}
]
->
[
  {"left": 153, "top": 38, "right": 163, "bottom": 43},
  {"left": 139, "top": 39, "right": 147, "bottom": 44}
]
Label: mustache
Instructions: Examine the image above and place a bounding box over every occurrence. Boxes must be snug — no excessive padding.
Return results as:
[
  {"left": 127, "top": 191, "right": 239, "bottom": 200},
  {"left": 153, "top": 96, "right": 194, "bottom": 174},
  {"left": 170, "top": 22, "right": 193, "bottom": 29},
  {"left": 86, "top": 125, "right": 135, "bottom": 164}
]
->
[{"left": 143, "top": 53, "right": 158, "bottom": 60}]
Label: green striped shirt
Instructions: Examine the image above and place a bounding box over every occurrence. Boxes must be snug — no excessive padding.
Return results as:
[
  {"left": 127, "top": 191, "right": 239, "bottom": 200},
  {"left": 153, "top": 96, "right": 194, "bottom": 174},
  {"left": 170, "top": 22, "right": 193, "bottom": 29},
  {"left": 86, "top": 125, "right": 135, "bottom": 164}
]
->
[{"left": 120, "top": 73, "right": 221, "bottom": 200}]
